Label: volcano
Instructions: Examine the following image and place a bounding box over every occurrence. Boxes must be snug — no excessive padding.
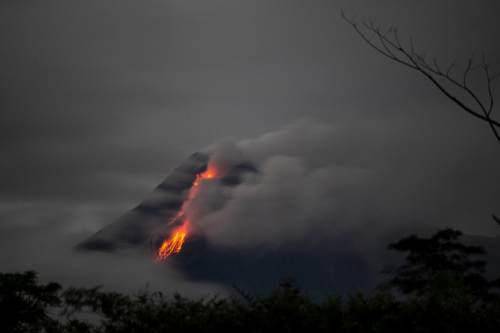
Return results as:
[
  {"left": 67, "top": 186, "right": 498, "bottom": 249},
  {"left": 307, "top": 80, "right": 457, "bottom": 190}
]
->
[
  {"left": 78, "top": 152, "right": 209, "bottom": 252},
  {"left": 78, "top": 152, "right": 258, "bottom": 252},
  {"left": 78, "top": 152, "right": 500, "bottom": 296},
  {"left": 76, "top": 152, "right": 377, "bottom": 294}
]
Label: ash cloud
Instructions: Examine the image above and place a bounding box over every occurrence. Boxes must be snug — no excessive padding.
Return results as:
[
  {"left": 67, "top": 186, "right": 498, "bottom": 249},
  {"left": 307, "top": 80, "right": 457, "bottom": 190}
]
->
[{"left": 194, "top": 120, "right": 500, "bottom": 249}]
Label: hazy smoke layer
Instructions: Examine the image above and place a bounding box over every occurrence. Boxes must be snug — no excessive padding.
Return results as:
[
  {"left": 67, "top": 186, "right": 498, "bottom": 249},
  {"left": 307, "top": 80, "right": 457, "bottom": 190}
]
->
[{"left": 192, "top": 119, "right": 500, "bottom": 248}]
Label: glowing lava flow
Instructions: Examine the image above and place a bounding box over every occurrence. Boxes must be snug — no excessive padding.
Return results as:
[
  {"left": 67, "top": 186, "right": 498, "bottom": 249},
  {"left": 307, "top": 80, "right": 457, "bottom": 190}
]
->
[
  {"left": 156, "top": 166, "right": 217, "bottom": 261},
  {"left": 156, "top": 223, "right": 188, "bottom": 258}
]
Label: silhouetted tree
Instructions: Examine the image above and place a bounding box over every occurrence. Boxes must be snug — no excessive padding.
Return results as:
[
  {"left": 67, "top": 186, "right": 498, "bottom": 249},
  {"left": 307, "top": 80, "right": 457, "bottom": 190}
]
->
[
  {"left": 384, "top": 229, "right": 495, "bottom": 302},
  {"left": 0, "top": 271, "right": 61, "bottom": 333},
  {"left": 3, "top": 236, "right": 500, "bottom": 333}
]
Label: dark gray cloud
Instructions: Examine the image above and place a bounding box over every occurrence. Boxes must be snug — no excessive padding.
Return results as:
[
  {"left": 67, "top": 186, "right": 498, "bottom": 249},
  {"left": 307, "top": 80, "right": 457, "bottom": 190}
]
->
[
  {"left": 1, "top": 0, "right": 499, "bottom": 292},
  {"left": 190, "top": 120, "right": 500, "bottom": 250}
]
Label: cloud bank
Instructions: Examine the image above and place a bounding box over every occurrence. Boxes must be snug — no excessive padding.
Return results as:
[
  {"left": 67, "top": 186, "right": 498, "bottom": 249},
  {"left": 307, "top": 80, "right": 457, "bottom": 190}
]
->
[{"left": 193, "top": 119, "right": 500, "bottom": 250}]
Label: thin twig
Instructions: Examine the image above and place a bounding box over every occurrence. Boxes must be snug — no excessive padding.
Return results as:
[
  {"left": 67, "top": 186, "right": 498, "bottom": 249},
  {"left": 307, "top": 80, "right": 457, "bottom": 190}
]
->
[{"left": 341, "top": 12, "right": 500, "bottom": 142}]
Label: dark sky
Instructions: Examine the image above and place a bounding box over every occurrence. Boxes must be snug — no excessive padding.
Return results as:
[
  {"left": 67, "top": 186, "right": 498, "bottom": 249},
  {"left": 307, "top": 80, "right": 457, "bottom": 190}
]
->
[{"left": 1, "top": 0, "right": 499, "bottom": 293}]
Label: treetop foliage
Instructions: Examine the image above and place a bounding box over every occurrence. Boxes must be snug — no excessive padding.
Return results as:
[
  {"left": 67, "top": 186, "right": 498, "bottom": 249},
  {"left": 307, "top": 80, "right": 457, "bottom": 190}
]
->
[{"left": 1, "top": 229, "right": 500, "bottom": 332}]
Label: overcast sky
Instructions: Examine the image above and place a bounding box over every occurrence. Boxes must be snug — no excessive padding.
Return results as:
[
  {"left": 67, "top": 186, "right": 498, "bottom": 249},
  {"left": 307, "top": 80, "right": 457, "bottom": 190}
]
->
[{"left": 1, "top": 0, "right": 499, "bottom": 291}]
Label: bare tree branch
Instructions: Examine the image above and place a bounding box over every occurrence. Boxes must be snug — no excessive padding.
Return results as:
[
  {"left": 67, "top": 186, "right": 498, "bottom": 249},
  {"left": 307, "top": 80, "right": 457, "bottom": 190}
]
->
[
  {"left": 341, "top": 11, "right": 500, "bottom": 142},
  {"left": 341, "top": 11, "right": 500, "bottom": 227}
]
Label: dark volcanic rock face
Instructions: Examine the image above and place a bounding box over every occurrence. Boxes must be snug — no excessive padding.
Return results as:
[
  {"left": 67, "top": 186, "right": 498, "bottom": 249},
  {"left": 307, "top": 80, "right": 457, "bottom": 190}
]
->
[
  {"left": 169, "top": 233, "right": 376, "bottom": 296},
  {"left": 77, "top": 152, "right": 259, "bottom": 253},
  {"left": 77, "top": 152, "right": 209, "bottom": 252}
]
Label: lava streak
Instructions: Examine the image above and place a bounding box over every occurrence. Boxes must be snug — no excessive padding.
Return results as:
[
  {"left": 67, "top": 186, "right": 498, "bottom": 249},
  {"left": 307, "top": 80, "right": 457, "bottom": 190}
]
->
[
  {"left": 157, "top": 223, "right": 189, "bottom": 259},
  {"left": 193, "top": 168, "right": 216, "bottom": 186},
  {"left": 156, "top": 164, "right": 218, "bottom": 261}
]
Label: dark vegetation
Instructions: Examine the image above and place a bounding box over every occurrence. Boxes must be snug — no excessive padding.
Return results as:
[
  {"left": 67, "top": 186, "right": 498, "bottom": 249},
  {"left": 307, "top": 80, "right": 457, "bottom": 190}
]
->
[{"left": 2, "top": 229, "right": 500, "bottom": 332}]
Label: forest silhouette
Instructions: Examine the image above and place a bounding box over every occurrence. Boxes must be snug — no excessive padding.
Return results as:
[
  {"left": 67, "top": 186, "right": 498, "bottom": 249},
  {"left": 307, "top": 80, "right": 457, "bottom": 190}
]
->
[{"left": 2, "top": 228, "right": 500, "bottom": 332}]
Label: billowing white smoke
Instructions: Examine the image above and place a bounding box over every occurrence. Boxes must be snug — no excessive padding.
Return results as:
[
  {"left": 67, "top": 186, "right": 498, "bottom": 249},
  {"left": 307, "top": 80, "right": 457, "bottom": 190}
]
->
[{"left": 188, "top": 119, "right": 500, "bottom": 249}]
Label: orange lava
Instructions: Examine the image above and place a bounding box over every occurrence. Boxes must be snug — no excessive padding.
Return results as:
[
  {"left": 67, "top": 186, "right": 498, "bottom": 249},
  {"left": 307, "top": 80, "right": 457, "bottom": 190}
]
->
[
  {"left": 193, "top": 167, "right": 216, "bottom": 187},
  {"left": 156, "top": 223, "right": 189, "bottom": 260},
  {"left": 156, "top": 164, "right": 218, "bottom": 261}
]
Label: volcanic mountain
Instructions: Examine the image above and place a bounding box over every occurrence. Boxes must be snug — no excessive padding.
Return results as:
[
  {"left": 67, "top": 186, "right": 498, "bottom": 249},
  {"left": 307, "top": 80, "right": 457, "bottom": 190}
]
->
[
  {"left": 78, "top": 152, "right": 500, "bottom": 295},
  {"left": 79, "top": 153, "right": 209, "bottom": 252}
]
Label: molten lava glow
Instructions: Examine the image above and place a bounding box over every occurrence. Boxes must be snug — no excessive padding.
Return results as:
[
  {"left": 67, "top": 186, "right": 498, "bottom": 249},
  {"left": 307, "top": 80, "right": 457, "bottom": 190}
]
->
[
  {"left": 193, "top": 167, "right": 216, "bottom": 187},
  {"left": 156, "top": 224, "right": 188, "bottom": 260},
  {"left": 156, "top": 165, "right": 218, "bottom": 261}
]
